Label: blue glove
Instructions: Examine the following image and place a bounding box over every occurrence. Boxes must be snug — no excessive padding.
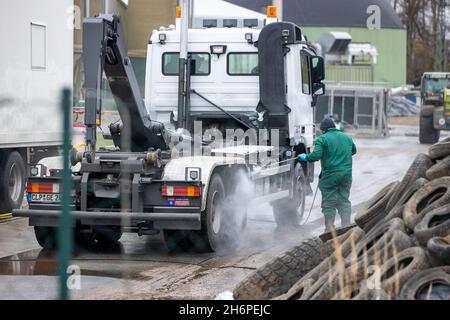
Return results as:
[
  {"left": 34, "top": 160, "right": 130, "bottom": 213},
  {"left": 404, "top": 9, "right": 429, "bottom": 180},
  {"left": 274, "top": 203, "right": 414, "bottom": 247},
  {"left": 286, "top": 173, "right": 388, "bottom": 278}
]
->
[{"left": 298, "top": 153, "right": 307, "bottom": 162}]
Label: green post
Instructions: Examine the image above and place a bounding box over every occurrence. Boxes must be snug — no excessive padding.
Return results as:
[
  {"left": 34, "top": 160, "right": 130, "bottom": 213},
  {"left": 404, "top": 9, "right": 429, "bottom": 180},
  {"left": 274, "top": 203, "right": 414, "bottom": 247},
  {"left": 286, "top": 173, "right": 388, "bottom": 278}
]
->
[{"left": 58, "top": 88, "right": 73, "bottom": 300}]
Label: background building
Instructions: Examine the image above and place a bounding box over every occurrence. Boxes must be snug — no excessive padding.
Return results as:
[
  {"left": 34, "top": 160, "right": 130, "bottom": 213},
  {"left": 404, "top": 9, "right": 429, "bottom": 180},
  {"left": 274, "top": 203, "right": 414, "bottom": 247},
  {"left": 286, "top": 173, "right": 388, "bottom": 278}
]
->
[
  {"left": 227, "top": 0, "right": 407, "bottom": 87},
  {"left": 73, "top": 0, "right": 176, "bottom": 107}
]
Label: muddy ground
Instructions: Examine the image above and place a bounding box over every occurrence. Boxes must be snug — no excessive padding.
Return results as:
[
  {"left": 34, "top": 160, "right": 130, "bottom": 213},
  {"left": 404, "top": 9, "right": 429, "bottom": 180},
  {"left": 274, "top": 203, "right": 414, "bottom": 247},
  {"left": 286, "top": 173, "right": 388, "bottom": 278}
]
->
[{"left": 0, "top": 122, "right": 448, "bottom": 299}]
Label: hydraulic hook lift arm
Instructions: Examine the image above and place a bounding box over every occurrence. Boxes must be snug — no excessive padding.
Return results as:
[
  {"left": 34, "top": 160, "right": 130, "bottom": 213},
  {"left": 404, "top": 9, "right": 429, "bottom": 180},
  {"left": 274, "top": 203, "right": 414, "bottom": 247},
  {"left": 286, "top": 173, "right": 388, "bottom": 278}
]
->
[{"left": 83, "top": 14, "right": 170, "bottom": 154}]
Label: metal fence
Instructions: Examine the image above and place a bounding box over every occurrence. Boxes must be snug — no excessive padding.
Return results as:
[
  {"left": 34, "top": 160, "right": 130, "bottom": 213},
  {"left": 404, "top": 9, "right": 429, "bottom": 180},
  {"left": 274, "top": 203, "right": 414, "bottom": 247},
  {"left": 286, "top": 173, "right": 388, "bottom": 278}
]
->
[{"left": 315, "top": 84, "right": 390, "bottom": 136}]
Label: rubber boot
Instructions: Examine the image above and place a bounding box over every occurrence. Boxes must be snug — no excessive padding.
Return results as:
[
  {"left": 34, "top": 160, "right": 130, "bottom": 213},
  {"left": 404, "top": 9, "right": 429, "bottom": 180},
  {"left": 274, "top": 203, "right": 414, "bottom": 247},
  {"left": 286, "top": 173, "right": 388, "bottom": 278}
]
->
[
  {"left": 324, "top": 215, "right": 336, "bottom": 233},
  {"left": 340, "top": 214, "right": 351, "bottom": 228}
]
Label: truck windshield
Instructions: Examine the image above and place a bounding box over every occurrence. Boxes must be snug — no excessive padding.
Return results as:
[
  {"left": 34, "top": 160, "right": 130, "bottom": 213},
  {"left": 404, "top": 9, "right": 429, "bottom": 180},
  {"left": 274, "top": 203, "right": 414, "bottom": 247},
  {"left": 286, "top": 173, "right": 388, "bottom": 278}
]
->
[
  {"left": 424, "top": 78, "right": 450, "bottom": 94},
  {"left": 162, "top": 52, "right": 210, "bottom": 76}
]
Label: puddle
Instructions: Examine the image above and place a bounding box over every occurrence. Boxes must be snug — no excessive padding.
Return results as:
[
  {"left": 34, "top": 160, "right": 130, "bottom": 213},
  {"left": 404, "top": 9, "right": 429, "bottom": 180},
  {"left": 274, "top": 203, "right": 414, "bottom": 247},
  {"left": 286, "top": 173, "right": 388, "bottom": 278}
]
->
[{"left": 0, "top": 247, "right": 151, "bottom": 280}]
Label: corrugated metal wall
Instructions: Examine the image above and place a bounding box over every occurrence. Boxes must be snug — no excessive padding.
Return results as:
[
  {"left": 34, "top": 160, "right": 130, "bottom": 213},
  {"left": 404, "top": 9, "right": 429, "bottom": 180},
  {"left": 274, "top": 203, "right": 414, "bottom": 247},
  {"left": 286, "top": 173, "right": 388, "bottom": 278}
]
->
[{"left": 325, "top": 65, "right": 374, "bottom": 84}]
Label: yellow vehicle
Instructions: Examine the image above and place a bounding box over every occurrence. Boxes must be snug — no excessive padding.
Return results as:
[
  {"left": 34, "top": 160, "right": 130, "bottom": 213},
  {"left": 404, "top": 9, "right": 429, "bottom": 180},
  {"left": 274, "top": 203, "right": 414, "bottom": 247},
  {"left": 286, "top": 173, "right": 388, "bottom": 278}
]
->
[{"left": 419, "top": 72, "right": 450, "bottom": 144}]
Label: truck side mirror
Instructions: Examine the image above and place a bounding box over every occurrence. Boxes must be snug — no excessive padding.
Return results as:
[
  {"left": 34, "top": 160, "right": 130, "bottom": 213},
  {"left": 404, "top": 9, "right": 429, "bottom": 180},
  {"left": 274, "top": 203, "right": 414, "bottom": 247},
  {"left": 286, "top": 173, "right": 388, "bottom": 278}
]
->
[
  {"left": 313, "top": 83, "right": 325, "bottom": 96},
  {"left": 311, "top": 56, "right": 325, "bottom": 83}
]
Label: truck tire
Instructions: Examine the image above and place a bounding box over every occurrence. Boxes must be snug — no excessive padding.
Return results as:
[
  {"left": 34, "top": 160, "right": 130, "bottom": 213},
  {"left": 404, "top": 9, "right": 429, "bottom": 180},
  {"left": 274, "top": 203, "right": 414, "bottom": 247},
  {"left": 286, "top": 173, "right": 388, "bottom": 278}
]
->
[
  {"left": 273, "top": 278, "right": 315, "bottom": 300},
  {"left": 380, "top": 247, "right": 430, "bottom": 298},
  {"left": 331, "top": 283, "right": 390, "bottom": 300},
  {"left": 385, "top": 153, "right": 433, "bottom": 213},
  {"left": 355, "top": 181, "right": 399, "bottom": 232},
  {"left": 272, "top": 163, "right": 306, "bottom": 228},
  {"left": 233, "top": 237, "right": 323, "bottom": 300},
  {"left": 427, "top": 236, "right": 450, "bottom": 265},
  {"left": 382, "top": 178, "right": 428, "bottom": 223},
  {"left": 189, "top": 173, "right": 228, "bottom": 252},
  {"left": 399, "top": 266, "right": 450, "bottom": 300},
  {"left": 428, "top": 140, "right": 450, "bottom": 160},
  {"left": 34, "top": 226, "right": 58, "bottom": 250},
  {"left": 164, "top": 230, "right": 193, "bottom": 252},
  {"left": 426, "top": 155, "right": 450, "bottom": 180},
  {"left": 350, "top": 219, "right": 412, "bottom": 268},
  {"left": 419, "top": 111, "right": 440, "bottom": 145},
  {"left": 75, "top": 227, "right": 122, "bottom": 249},
  {"left": 413, "top": 204, "right": 450, "bottom": 246},
  {"left": 0, "top": 151, "right": 26, "bottom": 213},
  {"left": 403, "top": 177, "right": 450, "bottom": 231}
]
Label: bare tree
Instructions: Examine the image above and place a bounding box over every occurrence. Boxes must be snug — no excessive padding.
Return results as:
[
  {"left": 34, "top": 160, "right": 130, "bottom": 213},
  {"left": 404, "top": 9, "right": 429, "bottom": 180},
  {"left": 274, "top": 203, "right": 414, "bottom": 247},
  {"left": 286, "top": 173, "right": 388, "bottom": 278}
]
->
[{"left": 392, "top": 0, "right": 449, "bottom": 83}]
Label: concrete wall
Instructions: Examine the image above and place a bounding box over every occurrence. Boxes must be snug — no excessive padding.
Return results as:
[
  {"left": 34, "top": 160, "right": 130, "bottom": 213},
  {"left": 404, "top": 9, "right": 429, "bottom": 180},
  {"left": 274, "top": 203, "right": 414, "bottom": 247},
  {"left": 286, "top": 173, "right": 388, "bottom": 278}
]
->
[{"left": 302, "top": 27, "right": 407, "bottom": 87}]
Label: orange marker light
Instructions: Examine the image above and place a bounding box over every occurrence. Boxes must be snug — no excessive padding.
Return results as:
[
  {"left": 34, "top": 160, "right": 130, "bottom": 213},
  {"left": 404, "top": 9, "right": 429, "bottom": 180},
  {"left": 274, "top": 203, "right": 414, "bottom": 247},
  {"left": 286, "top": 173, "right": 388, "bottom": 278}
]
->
[
  {"left": 176, "top": 6, "right": 181, "bottom": 19},
  {"left": 267, "top": 6, "right": 277, "bottom": 18}
]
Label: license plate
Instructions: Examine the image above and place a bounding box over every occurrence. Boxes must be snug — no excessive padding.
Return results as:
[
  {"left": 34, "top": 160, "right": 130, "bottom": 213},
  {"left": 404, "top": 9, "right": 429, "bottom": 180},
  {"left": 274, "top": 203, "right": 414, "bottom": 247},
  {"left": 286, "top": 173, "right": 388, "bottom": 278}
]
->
[{"left": 28, "top": 193, "right": 62, "bottom": 203}]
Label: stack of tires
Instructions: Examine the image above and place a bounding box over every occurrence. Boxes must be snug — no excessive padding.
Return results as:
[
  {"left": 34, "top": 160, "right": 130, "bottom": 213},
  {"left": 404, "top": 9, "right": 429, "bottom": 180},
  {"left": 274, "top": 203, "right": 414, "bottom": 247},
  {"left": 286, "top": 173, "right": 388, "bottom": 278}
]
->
[{"left": 233, "top": 138, "right": 450, "bottom": 300}]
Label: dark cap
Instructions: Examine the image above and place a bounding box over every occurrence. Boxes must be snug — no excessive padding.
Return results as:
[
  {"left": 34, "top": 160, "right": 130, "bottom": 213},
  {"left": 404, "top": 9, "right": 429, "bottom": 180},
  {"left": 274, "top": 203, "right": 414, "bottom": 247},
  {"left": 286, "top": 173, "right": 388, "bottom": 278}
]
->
[{"left": 320, "top": 117, "right": 336, "bottom": 131}]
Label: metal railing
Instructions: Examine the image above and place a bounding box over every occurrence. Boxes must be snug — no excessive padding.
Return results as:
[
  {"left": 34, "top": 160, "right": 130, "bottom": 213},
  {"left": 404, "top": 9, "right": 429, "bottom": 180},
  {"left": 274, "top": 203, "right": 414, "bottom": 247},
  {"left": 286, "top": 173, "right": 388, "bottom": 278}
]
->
[{"left": 315, "top": 84, "right": 390, "bottom": 136}]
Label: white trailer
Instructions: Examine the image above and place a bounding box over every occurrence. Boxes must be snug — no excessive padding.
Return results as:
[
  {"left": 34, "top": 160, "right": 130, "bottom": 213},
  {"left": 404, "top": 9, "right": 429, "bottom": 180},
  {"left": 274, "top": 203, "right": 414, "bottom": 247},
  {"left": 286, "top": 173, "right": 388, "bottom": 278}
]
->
[{"left": 0, "top": 0, "right": 73, "bottom": 213}]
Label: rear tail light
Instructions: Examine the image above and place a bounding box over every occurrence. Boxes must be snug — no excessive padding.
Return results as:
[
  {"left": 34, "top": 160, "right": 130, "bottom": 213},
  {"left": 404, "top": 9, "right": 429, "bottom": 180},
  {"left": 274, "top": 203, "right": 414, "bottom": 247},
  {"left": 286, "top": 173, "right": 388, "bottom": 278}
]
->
[
  {"left": 27, "top": 182, "right": 62, "bottom": 193},
  {"left": 161, "top": 185, "right": 200, "bottom": 197}
]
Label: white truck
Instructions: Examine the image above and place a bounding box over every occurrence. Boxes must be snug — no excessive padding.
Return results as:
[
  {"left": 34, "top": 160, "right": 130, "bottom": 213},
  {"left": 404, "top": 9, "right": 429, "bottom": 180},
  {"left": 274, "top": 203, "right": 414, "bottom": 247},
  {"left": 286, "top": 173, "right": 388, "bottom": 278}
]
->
[
  {"left": 14, "top": 5, "right": 325, "bottom": 252},
  {"left": 0, "top": 0, "right": 73, "bottom": 213}
]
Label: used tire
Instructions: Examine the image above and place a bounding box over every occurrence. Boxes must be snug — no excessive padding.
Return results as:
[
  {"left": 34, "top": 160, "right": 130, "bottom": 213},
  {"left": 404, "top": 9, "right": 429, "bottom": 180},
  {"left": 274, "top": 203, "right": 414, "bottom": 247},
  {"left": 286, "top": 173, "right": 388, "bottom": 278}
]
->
[
  {"left": 321, "top": 226, "right": 356, "bottom": 258},
  {"left": 0, "top": 151, "right": 26, "bottom": 213},
  {"left": 383, "top": 178, "right": 428, "bottom": 225},
  {"left": 399, "top": 266, "right": 450, "bottom": 300},
  {"left": 355, "top": 181, "right": 399, "bottom": 231},
  {"left": 331, "top": 284, "right": 390, "bottom": 300},
  {"left": 362, "top": 181, "right": 398, "bottom": 211},
  {"left": 34, "top": 226, "right": 58, "bottom": 251},
  {"left": 273, "top": 278, "right": 315, "bottom": 300},
  {"left": 426, "top": 155, "right": 450, "bottom": 180},
  {"left": 386, "top": 154, "right": 433, "bottom": 213},
  {"left": 427, "top": 236, "right": 450, "bottom": 265},
  {"left": 419, "top": 110, "right": 440, "bottom": 145},
  {"left": 272, "top": 163, "right": 307, "bottom": 228},
  {"left": 429, "top": 140, "right": 450, "bottom": 160},
  {"left": 233, "top": 237, "right": 323, "bottom": 300},
  {"left": 414, "top": 204, "right": 450, "bottom": 246},
  {"left": 302, "top": 269, "right": 337, "bottom": 300},
  {"left": 308, "top": 227, "right": 365, "bottom": 281},
  {"left": 403, "top": 177, "right": 450, "bottom": 231},
  {"left": 349, "top": 219, "right": 413, "bottom": 268},
  {"left": 384, "top": 178, "right": 428, "bottom": 222},
  {"left": 380, "top": 247, "right": 430, "bottom": 298},
  {"left": 382, "top": 204, "right": 405, "bottom": 223}
]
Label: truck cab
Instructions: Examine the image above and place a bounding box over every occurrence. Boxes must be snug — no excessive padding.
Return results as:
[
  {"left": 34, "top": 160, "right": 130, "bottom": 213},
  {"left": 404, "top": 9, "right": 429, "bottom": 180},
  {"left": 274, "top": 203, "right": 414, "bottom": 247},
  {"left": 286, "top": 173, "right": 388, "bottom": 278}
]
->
[{"left": 146, "top": 20, "right": 323, "bottom": 153}]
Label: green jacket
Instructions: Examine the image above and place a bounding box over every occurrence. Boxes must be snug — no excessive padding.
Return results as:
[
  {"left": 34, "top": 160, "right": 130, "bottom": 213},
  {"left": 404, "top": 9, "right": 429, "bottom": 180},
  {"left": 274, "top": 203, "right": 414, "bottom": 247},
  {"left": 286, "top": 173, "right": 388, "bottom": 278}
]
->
[{"left": 306, "top": 128, "right": 357, "bottom": 174}]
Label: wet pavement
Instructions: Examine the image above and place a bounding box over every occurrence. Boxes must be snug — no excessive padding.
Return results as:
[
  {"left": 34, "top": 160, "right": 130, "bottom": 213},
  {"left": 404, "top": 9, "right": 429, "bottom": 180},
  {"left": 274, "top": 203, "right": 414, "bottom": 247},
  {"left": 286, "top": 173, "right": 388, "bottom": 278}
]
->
[{"left": 0, "top": 132, "right": 438, "bottom": 299}]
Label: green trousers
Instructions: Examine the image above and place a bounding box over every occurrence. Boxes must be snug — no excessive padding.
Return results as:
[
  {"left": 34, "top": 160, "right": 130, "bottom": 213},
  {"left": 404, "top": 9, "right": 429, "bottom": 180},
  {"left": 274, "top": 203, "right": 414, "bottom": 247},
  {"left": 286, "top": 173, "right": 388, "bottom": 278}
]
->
[{"left": 318, "top": 170, "right": 352, "bottom": 217}]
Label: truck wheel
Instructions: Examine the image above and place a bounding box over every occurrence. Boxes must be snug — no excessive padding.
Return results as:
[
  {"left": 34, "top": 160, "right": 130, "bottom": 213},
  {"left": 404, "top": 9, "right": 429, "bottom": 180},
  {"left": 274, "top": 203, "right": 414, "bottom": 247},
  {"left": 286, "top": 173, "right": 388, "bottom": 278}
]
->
[
  {"left": 419, "top": 112, "right": 440, "bottom": 144},
  {"left": 0, "top": 151, "right": 25, "bottom": 213},
  {"left": 75, "top": 227, "right": 122, "bottom": 249},
  {"left": 164, "top": 230, "right": 193, "bottom": 252},
  {"left": 95, "top": 228, "right": 122, "bottom": 244},
  {"left": 191, "top": 173, "right": 227, "bottom": 252},
  {"left": 272, "top": 163, "right": 306, "bottom": 229},
  {"left": 34, "top": 226, "right": 57, "bottom": 251}
]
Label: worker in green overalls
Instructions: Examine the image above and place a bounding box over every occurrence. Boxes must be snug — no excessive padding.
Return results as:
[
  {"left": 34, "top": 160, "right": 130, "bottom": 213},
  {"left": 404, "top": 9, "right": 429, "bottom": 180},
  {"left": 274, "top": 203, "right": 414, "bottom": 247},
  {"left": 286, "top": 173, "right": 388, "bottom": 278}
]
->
[{"left": 298, "top": 117, "right": 357, "bottom": 232}]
